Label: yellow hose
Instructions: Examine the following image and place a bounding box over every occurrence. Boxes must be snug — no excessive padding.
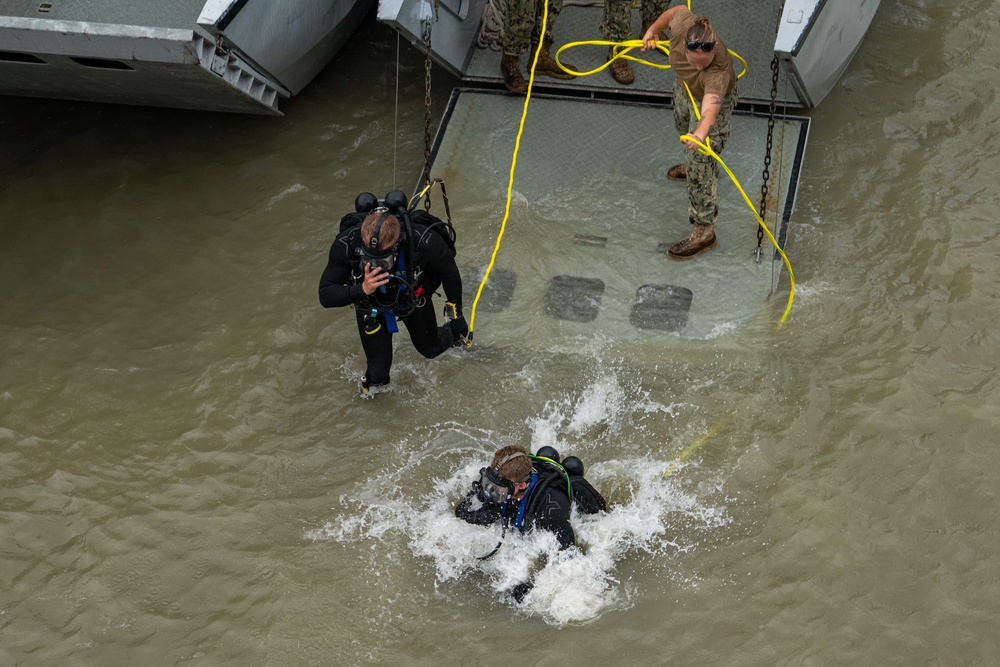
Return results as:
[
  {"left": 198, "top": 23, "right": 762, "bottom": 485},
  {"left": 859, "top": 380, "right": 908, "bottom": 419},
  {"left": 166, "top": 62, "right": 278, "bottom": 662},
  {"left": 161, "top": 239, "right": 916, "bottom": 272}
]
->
[
  {"left": 468, "top": 0, "right": 551, "bottom": 336},
  {"left": 470, "top": 2, "right": 793, "bottom": 333},
  {"left": 680, "top": 82, "right": 795, "bottom": 327}
]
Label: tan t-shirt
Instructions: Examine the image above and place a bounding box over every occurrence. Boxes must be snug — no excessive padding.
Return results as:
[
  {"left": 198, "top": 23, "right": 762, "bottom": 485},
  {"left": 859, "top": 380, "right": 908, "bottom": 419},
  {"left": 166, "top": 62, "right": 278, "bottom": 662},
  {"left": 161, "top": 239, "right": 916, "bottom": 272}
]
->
[{"left": 668, "top": 9, "right": 736, "bottom": 99}]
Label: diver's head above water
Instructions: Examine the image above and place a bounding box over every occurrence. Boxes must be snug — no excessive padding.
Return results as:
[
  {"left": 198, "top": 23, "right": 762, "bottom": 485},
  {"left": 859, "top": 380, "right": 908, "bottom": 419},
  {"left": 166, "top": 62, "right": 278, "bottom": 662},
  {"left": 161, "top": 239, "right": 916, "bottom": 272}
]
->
[
  {"left": 359, "top": 210, "right": 401, "bottom": 272},
  {"left": 478, "top": 445, "right": 533, "bottom": 503}
]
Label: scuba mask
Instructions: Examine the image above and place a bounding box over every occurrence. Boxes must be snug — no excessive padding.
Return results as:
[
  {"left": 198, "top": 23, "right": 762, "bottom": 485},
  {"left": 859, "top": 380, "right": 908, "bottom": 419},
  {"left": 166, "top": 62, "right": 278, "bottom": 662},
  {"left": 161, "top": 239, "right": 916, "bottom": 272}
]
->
[
  {"left": 360, "top": 209, "right": 399, "bottom": 273},
  {"left": 477, "top": 452, "right": 527, "bottom": 504},
  {"left": 360, "top": 245, "right": 397, "bottom": 273}
]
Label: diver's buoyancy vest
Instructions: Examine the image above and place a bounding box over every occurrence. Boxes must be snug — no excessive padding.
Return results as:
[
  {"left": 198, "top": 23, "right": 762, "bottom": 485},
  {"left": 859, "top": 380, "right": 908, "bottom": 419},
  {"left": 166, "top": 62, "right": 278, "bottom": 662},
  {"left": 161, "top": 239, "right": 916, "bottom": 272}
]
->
[
  {"left": 523, "top": 463, "right": 571, "bottom": 520},
  {"left": 410, "top": 210, "right": 457, "bottom": 258},
  {"left": 524, "top": 462, "right": 606, "bottom": 518},
  {"left": 338, "top": 209, "right": 457, "bottom": 319}
]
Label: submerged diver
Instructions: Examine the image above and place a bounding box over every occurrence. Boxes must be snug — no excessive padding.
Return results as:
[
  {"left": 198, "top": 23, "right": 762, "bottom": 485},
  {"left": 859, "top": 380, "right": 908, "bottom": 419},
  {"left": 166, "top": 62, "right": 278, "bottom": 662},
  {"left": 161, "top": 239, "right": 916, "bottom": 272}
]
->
[
  {"left": 318, "top": 190, "right": 468, "bottom": 397},
  {"left": 455, "top": 445, "right": 607, "bottom": 601}
]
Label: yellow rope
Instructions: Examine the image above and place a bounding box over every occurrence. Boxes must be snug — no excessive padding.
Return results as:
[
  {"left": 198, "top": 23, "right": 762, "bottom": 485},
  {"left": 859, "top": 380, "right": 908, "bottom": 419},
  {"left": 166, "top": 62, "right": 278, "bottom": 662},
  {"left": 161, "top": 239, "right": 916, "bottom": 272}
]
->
[
  {"left": 408, "top": 181, "right": 435, "bottom": 210},
  {"left": 553, "top": 37, "right": 791, "bottom": 327},
  {"left": 554, "top": 39, "right": 748, "bottom": 81},
  {"left": 679, "top": 82, "right": 795, "bottom": 327},
  {"left": 555, "top": 39, "right": 673, "bottom": 76},
  {"left": 468, "top": 0, "right": 550, "bottom": 336},
  {"left": 663, "top": 423, "right": 719, "bottom": 476},
  {"left": 470, "top": 1, "right": 793, "bottom": 332}
]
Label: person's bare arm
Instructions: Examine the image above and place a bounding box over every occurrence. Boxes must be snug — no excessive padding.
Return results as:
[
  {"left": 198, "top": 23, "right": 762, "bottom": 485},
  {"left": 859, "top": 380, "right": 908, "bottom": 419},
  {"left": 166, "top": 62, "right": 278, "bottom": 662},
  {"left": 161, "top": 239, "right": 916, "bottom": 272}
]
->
[{"left": 641, "top": 6, "right": 684, "bottom": 50}]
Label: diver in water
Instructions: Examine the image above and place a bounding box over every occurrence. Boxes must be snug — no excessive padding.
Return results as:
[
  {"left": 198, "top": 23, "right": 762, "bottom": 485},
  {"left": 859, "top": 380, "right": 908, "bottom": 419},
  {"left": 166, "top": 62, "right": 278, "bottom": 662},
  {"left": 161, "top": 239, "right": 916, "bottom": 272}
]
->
[
  {"left": 318, "top": 190, "right": 468, "bottom": 397},
  {"left": 455, "top": 444, "right": 607, "bottom": 601}
]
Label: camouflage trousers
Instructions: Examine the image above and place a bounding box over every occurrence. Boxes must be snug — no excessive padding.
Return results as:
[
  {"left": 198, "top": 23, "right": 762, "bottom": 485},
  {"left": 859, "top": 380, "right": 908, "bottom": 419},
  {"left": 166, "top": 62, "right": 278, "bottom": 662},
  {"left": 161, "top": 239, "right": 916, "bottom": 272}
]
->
[
  {"left": 673, "top": 82, "right": 738, "bottom": 226},
  {"left": 601, "top": 0, "right": 673, "bottom": 42},
  {"left": 502, "top": 0, "right": 564, "bottom": 55}
]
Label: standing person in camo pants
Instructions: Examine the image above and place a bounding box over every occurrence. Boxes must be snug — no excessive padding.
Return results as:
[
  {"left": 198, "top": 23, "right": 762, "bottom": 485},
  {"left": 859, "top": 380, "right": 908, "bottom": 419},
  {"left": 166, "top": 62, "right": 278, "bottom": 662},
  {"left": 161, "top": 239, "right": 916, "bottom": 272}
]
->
[
  {"left": 643, "top": 6, "right": 738, "bottom": 259},
  {"left": 600, "top": 0, "right": 675, "bottom": 85},
  {"left": 500, "top": 0, "right": 580, "bottom": 93}
]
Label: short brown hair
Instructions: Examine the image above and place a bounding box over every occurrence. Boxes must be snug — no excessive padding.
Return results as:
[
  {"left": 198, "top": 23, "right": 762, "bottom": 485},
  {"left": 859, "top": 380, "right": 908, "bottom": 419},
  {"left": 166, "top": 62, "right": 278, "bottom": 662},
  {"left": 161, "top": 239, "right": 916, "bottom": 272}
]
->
[
  {"left": 686, "top": 16, "right": 717, "bottom": 45},
  {"left": 491, "top": 445, "right": 532, "bottom": 483},
  {"left": 360, "top": 211, "right": 400, "bottom": 251}
]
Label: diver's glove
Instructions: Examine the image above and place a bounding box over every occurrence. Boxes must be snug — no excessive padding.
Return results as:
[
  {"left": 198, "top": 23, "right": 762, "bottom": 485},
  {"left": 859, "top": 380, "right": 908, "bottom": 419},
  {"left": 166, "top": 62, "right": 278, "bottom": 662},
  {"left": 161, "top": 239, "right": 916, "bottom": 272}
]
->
[
  {"left": 509, "top": 580, "right": 534, "bottom": 604},
  {"left": 444, "top": 301, "right": 470, "bottom": 346},
  {"left": 443, "top": 301, "right": 463, "bottom": 322},
  {"left": 471, "top": 480, "right": 486, "bottom": 503}
]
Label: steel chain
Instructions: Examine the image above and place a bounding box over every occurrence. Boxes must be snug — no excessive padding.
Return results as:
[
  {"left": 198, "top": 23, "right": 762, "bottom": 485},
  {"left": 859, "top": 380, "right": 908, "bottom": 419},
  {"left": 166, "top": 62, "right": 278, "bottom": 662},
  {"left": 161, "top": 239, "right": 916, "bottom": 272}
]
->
[
  {"left": 757, "top": 54, "right": 778, "bottom": 255},
  {"left": 757, "top": 2, "right": 786, "bottom": 259},
  {"left": 422, "top": 15, "right": 434, "bottom": 211}
]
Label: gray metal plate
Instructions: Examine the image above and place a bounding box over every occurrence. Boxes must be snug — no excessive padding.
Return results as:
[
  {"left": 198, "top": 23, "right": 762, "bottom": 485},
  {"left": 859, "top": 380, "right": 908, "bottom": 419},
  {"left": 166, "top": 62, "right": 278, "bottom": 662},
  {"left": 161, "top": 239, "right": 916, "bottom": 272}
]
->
[
  {"left": 546, "top": 275, "right": 606, "bottom": 322},
  {"left": 435, "top": 89, "right": 808, "bottom": 342},
  {"left": 630, "top": 284, "right": 693, "bottom": 332}
]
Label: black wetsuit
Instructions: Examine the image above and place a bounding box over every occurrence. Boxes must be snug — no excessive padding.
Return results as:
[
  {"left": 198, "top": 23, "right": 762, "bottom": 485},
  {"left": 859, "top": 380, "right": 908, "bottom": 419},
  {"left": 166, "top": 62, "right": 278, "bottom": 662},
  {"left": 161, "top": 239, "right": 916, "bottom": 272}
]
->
[
  {"left": 318, "top": 210, "right": 463, "bottom": 386},
  {"left": 455, "top": 464, "right": 606, "bottom": 550}
]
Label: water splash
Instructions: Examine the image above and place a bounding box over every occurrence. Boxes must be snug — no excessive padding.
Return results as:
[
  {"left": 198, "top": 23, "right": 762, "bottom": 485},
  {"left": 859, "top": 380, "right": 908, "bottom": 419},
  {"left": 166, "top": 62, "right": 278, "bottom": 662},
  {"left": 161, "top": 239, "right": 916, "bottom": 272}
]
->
[{"left": 306, "top": 380, "right": 729, "bottom": 627}]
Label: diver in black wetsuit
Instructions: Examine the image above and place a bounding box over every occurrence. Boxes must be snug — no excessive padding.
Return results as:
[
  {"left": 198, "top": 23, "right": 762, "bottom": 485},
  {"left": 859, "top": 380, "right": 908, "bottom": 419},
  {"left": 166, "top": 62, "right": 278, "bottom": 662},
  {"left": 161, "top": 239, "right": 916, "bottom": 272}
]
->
[
  {"left": 455, "top": 445, "right": 607, "bottom": 601},
  {"left": 318, "top": 190, "right": 468, "bottom": 396}
]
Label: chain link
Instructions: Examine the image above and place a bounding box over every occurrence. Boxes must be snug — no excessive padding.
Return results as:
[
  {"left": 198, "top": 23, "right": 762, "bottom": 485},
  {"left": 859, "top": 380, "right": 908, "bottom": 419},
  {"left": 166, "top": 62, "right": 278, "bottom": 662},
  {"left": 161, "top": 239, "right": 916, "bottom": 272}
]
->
[
  {"left": 757, "top": 54, "right": 778, "bottom": 254},
  {"left": 422, "top": 15, "right": 434, "bottom": 211}
]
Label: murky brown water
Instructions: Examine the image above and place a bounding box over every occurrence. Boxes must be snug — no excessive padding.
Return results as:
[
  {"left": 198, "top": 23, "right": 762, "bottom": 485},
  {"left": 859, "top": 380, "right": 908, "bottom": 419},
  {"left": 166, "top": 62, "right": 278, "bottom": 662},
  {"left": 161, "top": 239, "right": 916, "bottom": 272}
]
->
[{"left": 2, "top": 3, "right": 999, "bottom": 665}]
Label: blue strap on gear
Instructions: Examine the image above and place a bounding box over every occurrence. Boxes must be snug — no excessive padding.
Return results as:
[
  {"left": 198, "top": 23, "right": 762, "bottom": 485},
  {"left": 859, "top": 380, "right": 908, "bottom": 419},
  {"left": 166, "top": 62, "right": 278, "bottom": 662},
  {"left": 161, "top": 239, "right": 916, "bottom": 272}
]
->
[
  {"left": 370, "top": 244, "right": 408, "bottom": 335},
  {"left": 397, "top": 248, "right": 407, "bottom": 280},
  {"left": 514, "top": 470, "right": 539, "bottom": 529}
]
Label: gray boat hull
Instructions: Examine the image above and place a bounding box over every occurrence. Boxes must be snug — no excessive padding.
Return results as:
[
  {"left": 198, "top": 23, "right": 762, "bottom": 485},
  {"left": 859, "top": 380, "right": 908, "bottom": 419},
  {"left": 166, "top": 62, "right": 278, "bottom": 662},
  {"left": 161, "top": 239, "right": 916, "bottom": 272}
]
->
[{"left": 0, "top": 0, "right": 375, "bottom": 114}]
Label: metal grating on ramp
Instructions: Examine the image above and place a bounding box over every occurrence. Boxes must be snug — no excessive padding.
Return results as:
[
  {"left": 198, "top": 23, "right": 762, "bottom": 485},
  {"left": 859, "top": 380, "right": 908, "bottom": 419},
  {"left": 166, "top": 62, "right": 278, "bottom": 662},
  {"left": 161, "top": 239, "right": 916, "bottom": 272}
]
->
[{"left": 431, "top": 88, "right": 807, "bottom": 342}]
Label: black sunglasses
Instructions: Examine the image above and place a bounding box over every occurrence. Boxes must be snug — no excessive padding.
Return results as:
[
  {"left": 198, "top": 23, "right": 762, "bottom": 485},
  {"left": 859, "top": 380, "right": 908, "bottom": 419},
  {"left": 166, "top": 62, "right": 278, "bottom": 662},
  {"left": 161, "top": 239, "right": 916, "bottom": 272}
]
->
[{"left": 686, "top": 41, "right": 716, "bottom": 53}]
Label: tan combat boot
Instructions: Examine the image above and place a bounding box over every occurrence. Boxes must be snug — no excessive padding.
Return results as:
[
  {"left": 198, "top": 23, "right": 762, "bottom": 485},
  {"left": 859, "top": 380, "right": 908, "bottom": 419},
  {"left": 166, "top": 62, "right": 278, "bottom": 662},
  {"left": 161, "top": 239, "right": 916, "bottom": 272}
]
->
[
  {"left": 500, "top": 54, "right": 527, "bottom": 93},
  {"left": 529, "top": 41, "right": 578, "bottom": 80},
  {"left": 668, "top": 223, "right": 717, "bottom": 260},
  {"left": 608, "top": 46, "right": 635, "bottom": 85}
]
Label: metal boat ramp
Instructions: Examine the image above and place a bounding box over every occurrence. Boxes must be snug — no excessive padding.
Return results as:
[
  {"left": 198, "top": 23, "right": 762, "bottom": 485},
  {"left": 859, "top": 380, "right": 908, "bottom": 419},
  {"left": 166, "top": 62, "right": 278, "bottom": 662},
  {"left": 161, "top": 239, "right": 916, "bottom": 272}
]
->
[
  {"left": 381, "top": 1, "right": 878, "bottom": 340},
  {"left": 437, "top": 89, "right": 806, "bottom": 342}
]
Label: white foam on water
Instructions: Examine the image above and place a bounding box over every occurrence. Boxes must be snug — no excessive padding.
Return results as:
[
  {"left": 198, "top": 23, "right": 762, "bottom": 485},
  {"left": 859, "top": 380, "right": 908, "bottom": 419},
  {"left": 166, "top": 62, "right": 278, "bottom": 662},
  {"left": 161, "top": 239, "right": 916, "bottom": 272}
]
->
[
  {"left": 791, "top": 280, "right": 836, "bottom": 300},
  {"left": 267, "top": 183, "right": 307, "bottom": 208},
  {"left": 307, "top": 380, "right": 729, "bottom": 627},
  {"left": 704, "top": 319, "right": 742, "bottom": 340},
  {"left": 566, "top": 375, "right": 624, "bottom": 434}
]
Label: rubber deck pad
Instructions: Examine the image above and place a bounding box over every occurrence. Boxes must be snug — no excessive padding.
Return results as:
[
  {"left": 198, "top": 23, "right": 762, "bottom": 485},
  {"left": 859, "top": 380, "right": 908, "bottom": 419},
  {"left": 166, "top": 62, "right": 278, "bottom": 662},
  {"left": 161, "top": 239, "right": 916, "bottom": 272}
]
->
[
  {"left": 473, "top": 267, "right": 517, "bottom": 312},
  {"left": 545, "top": 275, "right": 606, "bottom": 322},
  {"left": 630, "top": 284, "right": 693, "bottom": 332}
]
